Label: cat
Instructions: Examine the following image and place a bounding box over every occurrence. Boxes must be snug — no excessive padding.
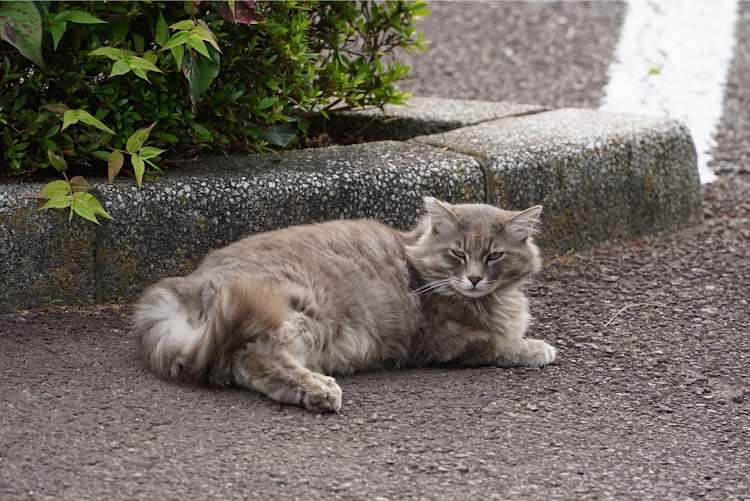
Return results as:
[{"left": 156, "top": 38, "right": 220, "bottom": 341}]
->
[{"left": 133, "top": 197, "right": 556, "bottom": 412}]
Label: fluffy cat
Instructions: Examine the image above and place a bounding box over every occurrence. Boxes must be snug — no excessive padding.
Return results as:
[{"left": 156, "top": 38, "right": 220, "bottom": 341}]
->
[{"left": 133, "top": 197, "right": 556, "bottom": 412}]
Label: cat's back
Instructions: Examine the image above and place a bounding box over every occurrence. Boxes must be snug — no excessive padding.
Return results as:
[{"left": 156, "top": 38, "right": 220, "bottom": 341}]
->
[
  {"left": 196, "top": 218, "right": 418, "bottom": 321},
  {"left": 200, "top": 218, "right": 406, "bottom": 276},
  {"left": 195, "top": 218, "right": 420, "bottom": 372}
]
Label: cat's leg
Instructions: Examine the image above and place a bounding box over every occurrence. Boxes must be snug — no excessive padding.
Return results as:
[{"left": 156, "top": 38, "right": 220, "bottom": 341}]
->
[
  {"left": 230, "top": 337, "right": 342, "bottom": 413},
  {"left": 450, "top": 334, "right": 556, "bottom": 368},
  {"left": 414, "top": 323, "right": 556, "bottom": 368}
]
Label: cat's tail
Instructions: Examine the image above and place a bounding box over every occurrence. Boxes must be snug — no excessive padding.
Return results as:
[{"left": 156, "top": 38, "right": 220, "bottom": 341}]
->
[{"left": 133, "top": 279, "right": 288, "bottom": 385}]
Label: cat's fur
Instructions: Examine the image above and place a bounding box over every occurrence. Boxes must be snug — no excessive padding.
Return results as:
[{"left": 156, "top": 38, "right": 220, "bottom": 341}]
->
[{"left": 133, "top": 197, "right": 556, "bottom": 412}]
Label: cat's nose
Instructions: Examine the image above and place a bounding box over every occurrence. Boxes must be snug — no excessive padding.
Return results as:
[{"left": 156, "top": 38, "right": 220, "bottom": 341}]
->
[{"left": 467, "top": 276, "right": 482, "bottom": 286}]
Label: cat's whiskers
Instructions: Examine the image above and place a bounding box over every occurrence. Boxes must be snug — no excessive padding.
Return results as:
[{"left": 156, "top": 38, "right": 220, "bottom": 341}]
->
[
  {"left": 412, "top": 278, "right": 452, "bottom": 295},
  {"left": 491, "top": 279, "right": 519, "bottom": 295}
]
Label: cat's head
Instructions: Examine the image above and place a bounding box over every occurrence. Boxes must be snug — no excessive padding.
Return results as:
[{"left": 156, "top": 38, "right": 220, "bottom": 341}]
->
[{"left": 407, "top": 197, "right": 542, "bottom": 299}]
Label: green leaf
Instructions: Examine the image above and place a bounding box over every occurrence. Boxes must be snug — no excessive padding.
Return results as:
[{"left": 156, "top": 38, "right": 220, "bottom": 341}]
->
[
  {"left": 71, "top": 198, "right": 98, "bottom": 223},
  {"left": 169, "top": 19, "right": 195, "bottom": 31},
  {"left": 126, "top": 123, "right": 155, "bottom": 154},
  {"left": 159, "top": 133, "right": 179, "bottom": 143},
  {"left": 64, "top": 11, "right": 106, "bottom": 24},
  {"left": 71, "top": 192, "right": 113, "bottom": 224},
  {"left": 0, "top": 1, "right": 45, "bottom": 68},
  {"left": 144, "top": 158, "right": 162, "bottom": 173},
  {"left": 241, "top": 122, "right": 262, "bottom": 139},
  {"left": 89, "top": 46, "right": 126, "bottom": 60},
  {"left": 91, "top": 150, "right": 112, "bottom": 162},
  {"left": 61, "top": 109, "right": 78, "bottom": 130},
  {"left": 193, "top": 21, "right": 221, "bottom": 52},
  {"left": 257, "top": 97, "right": 276, "bottom": 110},
  {"left": 132, "top": 33, "right": 145, "bottom": 54},
  {"left": 183, "top": 1, "right": 197, "bottom": 16},
  {"left": 190, "top": 123, "right": 210, "bottom": 136},
  {"left": 155, "top": 12, "right": 168, "bottom": 47},
  {"left": 169, "top": 45, "right": 185, "bottom": 71},
  {"left": 83, "top": 193, "right": 113, "bottom": 220},
  {"left": 131, "top": 153, "right": 145, "bottom": 189},
  {"left": 40, "top": 195, "right": 73, "bottom": 210},
  {"left": 49, "top": 19, "right": 67, "bottom": 50},
  {"left": 126, "top": 56, "right": 163, "bottom": 73},
  {"left": 161, "top": 30, "right": 190, "bottom": 51},
  {"left": 40, "top": 180, "right": 71, "bottom": 199},
  {"left": 187, "top": 35, "right": 211, "bottom": 58},
  {"left": 110, "top": 58, "right": 131, "bottom": 77},
  {"left": 262, "top": 124, "right": 297, "bottom": 148},
  {"left": 170, "top": 44, "right": 185, "bottom": 71},
  {"left": 139, "top": 146, "right": 166, "bottom": 160},
  {"left": 108, "top": 150, "right": 124, "bottom": 182},
  {"left": 142, "top": 50, "right": 158, "bottom": 65},
  {"left": 47, "top": 149, "right": 67, "bottom": 172},
  {"left": 69, "top": 176, "right": 93, "bottom": 193},
  {"left": 73, "top": 110, "right": 115, "bottom": 134},
  {"left": 111, "top": 19, "right": 129, "bottom": 43},
  {"left": 44, "top": 124, "right": 60, "bottom": 138},
  {"left": 130, "top": 67, "right": 149, "bottom": 82},
  {"left": 182, "top": 45, "right": 220, "bottom": 104}
]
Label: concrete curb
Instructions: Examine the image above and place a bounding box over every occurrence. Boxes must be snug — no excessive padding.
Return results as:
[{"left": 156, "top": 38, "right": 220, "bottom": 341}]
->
[{"left": 0, "top": 98, "right": 702, "bottom": 312}]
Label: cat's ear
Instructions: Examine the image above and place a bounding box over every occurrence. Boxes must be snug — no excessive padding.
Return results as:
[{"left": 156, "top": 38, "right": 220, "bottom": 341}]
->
[
  {"left": 424, "top": 197, "right": 458, "bottom": 235},
  {"left": 506, "top": 205, "right": 542, "bottom": 241}
]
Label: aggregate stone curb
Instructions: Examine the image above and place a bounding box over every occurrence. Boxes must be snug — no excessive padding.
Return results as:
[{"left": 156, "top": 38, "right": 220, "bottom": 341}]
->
[
  {"left": 323, "top": 96, "right": 548, "bottom": 141},
  {"left": 0, "top": 99, "right": 702, "bottom": 312},
  {"left": 0, "top": 185, "right": 98, "bottom": 307}
]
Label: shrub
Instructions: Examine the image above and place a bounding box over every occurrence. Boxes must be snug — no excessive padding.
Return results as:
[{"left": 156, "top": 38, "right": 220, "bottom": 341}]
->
[{"left": 0, "top": 0, "right": 429, "bottom": 190}]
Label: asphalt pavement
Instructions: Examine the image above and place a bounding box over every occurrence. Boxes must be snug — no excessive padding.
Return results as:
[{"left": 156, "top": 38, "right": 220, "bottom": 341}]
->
[{"left": 2, "top": 2, "right": 749, "bottom": 500}]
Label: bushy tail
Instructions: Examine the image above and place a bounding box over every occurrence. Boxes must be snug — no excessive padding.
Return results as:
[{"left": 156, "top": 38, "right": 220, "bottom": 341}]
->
[{"left": 133, "top": 278, "right": 288, "bottom": 385}]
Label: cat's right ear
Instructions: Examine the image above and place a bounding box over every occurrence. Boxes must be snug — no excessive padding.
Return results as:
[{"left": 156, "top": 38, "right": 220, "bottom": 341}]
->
[{"left": 424, "top": 197, "right": 458, "bottom": 235}]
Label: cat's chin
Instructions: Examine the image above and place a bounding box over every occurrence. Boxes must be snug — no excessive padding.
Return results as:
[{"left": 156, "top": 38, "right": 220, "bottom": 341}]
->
[{"left": 459, "top": 288, "right": 492, "bottom": 299}]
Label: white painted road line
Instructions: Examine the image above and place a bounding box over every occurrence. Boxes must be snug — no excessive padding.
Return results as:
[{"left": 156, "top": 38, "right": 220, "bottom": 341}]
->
[{"left": 600, "top": 0, "right": 739, "bottom": 184}]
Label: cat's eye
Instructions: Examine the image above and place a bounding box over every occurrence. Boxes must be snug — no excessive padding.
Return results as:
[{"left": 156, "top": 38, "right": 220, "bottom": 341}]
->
[
  {"left": 451, "top": 249, "right": 466, "bottom": 259},
  {"left": 487, "top": 251, "right": 505, "bottom": 261}
]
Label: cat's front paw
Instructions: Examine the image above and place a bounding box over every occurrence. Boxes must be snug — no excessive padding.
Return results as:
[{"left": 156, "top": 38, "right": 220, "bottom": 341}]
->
[
  {"left": 302, "top": 373, "right": 342, "bottom": 413},
  {"left": 496, "top": 338, "right": 557, "bottom": 368},
  {"left": 521, "top": 339, "right": 557, "bottom": 368}
]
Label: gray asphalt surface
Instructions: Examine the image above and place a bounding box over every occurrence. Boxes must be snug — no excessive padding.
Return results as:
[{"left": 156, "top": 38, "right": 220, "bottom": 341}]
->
[{"left": 2, "top": 2, "right": 749, "bottom": 500}]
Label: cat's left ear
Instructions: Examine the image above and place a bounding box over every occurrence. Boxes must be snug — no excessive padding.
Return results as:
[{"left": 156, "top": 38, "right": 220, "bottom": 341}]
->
[{"left": 506, "top": 205, "right": 542, "bottom": 241}]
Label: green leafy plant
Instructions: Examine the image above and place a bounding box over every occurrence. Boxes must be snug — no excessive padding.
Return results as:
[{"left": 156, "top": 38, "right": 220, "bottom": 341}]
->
[
  {"left": 29, "top": 159, "right": 113, "bottom": 225},
  {"left": 1, "top": 1, "right": 429, "bottom": 222}
]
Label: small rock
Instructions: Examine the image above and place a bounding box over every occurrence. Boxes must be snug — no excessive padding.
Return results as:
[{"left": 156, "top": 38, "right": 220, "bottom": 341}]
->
[
  {"left": 526, "top": 404, "right": 539, "bottom": 411},
  {"left": 732, "top": 394, "right": 744, "bottom": 404}
]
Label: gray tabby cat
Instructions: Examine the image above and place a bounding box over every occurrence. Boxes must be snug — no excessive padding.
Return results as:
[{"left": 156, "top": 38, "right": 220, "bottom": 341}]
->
[{"left": 134, "top": 197, "right": 556, "bottom": 412}]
